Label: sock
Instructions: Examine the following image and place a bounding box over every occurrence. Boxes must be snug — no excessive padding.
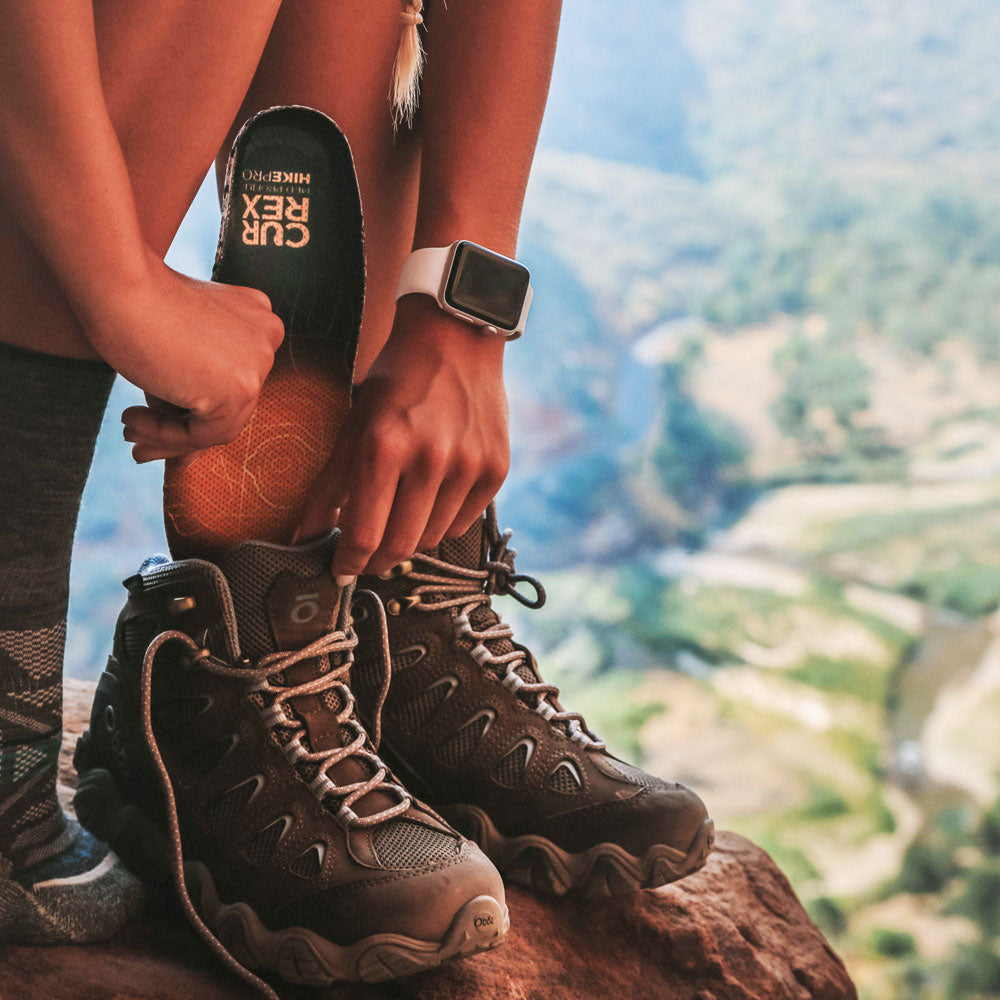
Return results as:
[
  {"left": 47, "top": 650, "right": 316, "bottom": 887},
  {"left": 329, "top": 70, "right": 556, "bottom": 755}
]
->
[{"left": 0, "top": 342, "right": 113, "bottom": 871}]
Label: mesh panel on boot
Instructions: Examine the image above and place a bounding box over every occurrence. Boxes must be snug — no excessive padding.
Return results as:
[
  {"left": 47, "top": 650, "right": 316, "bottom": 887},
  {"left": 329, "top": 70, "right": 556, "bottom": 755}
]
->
[
  {"left": 203, "top": 777, "right": 260, "bottom": 834},
  {"left": 319, "top": 687, "right": 344, "bottom": 713},
  {"left": 434, "top": 516, "right": 485, "bottom": 570},
  {"left": 246, "top": 817, "right": 288, "bottom": 865},
  {"left": 289, "top": 843, "right": 324, "bottom": 879},
  {"left": 492, "top": 740, "right": 532, "bottom": 788},
  {"left": 546, "top": 761, "right": 583, "bottom": 796},
  {"left": 393, "top": 681, "right": 453, "bottom": 734},
  {"left": 371, "top": 819, "right": 458, "bottom": 868},
  {"left": 436, "top": 713, "right": 490, "bottom": 767},
  {"left": 603, "top": 757, "right": 669, "bottom": 790},
  {"left": 393, "top": 645, "right": 427, "bottom": 671}
]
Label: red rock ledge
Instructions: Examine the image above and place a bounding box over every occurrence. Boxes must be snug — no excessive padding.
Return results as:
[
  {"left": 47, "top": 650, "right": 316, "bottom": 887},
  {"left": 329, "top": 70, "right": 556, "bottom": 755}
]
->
[{"left": 0, "top": 679, "right": 856, "bottom": 1000}]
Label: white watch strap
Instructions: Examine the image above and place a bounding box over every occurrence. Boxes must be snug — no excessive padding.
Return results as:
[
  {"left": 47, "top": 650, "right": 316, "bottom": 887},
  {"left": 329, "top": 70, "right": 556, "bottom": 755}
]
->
[
  {"left": 394, "top": 241, "right": 532, "bottom": 338},
  {"left": 395, "top": 246, "right": 452, "bottom": 303}
]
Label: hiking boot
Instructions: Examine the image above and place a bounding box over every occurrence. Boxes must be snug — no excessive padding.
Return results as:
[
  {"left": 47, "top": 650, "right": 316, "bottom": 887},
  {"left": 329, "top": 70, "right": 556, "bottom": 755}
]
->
[
  {"left": 353, "top": 505, "right": 714, "bottom": 899},
  {"left": 72, "top": 534, "right": 507, "bottom": 990}
]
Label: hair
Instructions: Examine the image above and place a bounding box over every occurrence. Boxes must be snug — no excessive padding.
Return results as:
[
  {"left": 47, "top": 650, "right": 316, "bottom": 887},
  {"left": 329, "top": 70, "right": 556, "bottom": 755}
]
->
[{"left": 391, "top": 0, "right": 425, "bottom": 129}]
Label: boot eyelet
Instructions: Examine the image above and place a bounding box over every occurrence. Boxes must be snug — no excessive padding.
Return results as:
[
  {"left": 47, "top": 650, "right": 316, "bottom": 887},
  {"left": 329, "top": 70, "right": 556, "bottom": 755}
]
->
[
  {"left": 378, "top": 560, "right": 412, "bottom": 580},
  {"left": 102, "top": 704, "right": 116, "bottom": 733},
  {"left": 181, "top": 647, "right": 210, "bottom": 670},
  {"left": 386, "top": 595, "right": 421, "bottom": 615}
]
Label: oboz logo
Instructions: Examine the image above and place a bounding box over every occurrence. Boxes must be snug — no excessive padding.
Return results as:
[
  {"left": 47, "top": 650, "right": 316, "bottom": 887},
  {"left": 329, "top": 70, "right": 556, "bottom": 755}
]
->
[
  {"left": 473, "top": 914, "right": 494, "bottom": 929},
  {"left": 291, "top": 592, "right": 321, "bottom": 625}
]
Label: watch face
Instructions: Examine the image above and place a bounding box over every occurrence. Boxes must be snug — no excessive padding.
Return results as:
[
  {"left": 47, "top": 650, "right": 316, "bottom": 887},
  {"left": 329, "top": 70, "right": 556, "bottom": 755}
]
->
[{"left": 444, "top": 242, "right": 531, "bottom": 331}]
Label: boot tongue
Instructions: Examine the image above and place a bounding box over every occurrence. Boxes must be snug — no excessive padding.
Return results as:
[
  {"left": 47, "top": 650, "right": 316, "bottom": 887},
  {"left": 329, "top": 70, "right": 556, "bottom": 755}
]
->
[
  {"left": 217, "top": 533, "right": 344, "bottom": 661},
  {"left": 218, "top": 535, "right": 397, "bottom": 819}
]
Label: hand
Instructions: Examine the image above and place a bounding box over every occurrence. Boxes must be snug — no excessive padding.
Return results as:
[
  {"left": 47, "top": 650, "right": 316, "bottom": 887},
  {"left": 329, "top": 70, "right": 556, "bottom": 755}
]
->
[
  {"left": 296, "top": 296, "right": 510, "bottom": 578},
  {"left": 82, "top": 249, "right": 285, "bottom": 462}
]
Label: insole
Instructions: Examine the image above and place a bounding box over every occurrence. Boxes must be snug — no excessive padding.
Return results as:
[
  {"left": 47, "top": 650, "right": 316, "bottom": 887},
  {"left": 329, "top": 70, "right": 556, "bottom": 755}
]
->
[{"left": 163, "top": 106, "right": 364, "bottom": 560}]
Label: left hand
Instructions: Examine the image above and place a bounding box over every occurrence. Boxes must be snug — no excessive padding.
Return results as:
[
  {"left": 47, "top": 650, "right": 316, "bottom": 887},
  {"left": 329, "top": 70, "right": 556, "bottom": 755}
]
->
[{"left": 295, "top": 295, "right": 511, "bottom": 578}]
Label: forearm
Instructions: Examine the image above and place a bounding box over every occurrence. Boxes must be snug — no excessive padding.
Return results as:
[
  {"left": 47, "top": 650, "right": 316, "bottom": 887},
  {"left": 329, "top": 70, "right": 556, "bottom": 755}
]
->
[
  {"left": 0, "top": 3, "right": 149, "bottom": 329},
  {"left": 413, "top": 0, "right": 562, "bottom": 257}
]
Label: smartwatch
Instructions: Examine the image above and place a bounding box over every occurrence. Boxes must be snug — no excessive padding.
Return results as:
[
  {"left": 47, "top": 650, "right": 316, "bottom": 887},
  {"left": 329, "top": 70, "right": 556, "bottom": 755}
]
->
[{"left": 395, "top": 241, "right": 533, "bottom": 339}]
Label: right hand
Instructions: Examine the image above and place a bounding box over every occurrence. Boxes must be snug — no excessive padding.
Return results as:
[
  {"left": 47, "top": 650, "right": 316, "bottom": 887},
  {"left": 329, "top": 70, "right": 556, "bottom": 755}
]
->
[{"left": 84, "top": 250, "right": 284, "bottom": 463}]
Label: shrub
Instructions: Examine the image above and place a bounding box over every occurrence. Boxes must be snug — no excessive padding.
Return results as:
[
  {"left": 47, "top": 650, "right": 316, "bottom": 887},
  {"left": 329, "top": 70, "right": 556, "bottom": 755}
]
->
[
  {"left": 896, "top": 841, "right": 959, "bottom": 894},
  {"left": 869, "top": 927, "right": 916, "bottom": 958}
]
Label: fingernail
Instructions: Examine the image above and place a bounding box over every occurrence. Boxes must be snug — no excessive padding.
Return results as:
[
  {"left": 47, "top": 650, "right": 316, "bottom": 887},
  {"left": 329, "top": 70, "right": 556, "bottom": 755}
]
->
[{"left": 335, "top": 575, "right": 354, "bottom": 587}]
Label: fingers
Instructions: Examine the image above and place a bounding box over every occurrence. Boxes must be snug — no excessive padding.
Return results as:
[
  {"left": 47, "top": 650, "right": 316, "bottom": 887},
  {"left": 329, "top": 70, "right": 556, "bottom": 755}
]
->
[
  {"left": 122, "top": 396, "right": 256, "bottom": 457},
  {"left": 325, "top": 433, "right": 508, "bottom": 575},
  {"left": 293, "top": 434, "right": 354, "bottom": 544},
  {"left": 445, "top": 453, "right": 509, "bottom": 540},
  {"left": 414, "top": 472, "right": 477, "bottom": 552},
  {"left": 129, "top": 445, "right": 203, "bottom": 466},
  {"left": 328, "top": 439, "right": 401, "bottom": 579},
  {"left": 367, "top": 471, "right": 443, "bottom": 575},
  {"left": 216, "top": 285, "right": 285, "bottom": 351}
]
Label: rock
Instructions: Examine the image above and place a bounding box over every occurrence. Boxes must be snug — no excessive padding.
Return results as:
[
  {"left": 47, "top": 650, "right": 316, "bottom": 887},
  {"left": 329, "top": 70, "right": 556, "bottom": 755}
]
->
[{"left": 1, "top": 680, "right": 857, "bottom": 1000}]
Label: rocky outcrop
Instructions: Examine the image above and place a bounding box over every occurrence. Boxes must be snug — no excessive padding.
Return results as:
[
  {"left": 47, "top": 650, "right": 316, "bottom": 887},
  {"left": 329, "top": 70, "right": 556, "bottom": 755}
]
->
[{"left": 1, "top": 680, "right": 857, "bottom": 1000}]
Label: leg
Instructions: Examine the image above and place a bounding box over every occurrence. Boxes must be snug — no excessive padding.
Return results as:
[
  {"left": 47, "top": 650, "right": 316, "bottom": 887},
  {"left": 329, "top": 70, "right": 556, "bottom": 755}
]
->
[
  {"left": 0, "top": 0, "right": 281, "bottom": 940},
  {"left": 0, "top": 0, "right": 282, "bottom": 360}
]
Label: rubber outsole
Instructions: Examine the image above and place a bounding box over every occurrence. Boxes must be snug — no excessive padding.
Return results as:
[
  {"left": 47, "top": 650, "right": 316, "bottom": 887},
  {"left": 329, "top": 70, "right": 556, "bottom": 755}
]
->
[
  {"left": 442, "top": 803, "right": 715, "bottom": 898},
  {"left": 191, "top": 861, "right": 507, "bottom": 986},
  {"left": 73, "top": 756, "right": 508, "bottom": 984}
]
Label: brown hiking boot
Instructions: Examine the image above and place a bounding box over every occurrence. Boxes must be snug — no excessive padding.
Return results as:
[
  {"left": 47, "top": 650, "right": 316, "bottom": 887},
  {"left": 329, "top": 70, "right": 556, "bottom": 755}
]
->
[
  {"left": 73, "top": 534, "right": 507, "bottom": 991},
  {"left": 353, "top": 505, "right": 714, "bottom": 899}
]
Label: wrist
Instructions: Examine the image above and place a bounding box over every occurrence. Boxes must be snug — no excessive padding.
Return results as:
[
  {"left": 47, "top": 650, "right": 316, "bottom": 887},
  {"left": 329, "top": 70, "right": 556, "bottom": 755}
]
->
[{"left": 389, "top": 294, "right": 506, "bottom": 370}]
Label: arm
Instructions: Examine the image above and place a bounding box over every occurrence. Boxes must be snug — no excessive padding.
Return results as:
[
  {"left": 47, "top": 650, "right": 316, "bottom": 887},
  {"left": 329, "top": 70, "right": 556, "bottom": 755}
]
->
[
  {"left": 308, "top": 0, "right": 562, "bottom": 577},
  {"left": 0, "top": 3, "right": 283, "bottom": 453}
]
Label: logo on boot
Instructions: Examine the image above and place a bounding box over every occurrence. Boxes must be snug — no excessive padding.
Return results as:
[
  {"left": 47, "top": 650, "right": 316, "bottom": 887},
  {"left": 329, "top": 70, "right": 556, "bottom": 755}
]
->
[{"left": 473, "top": 914, "right": 494, "bottom": 930}]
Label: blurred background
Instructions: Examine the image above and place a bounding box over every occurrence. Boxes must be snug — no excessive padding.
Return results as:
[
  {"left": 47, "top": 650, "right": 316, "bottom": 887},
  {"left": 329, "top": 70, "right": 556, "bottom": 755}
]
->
[{"left": 69, "top": 2, "right": 1000, "bottom": 997}]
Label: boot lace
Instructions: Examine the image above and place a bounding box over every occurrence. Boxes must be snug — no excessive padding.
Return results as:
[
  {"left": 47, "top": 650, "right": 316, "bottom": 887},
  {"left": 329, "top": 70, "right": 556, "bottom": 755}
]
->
[{"left": 379, "top": 506, "right": 605, "bottom": 749}]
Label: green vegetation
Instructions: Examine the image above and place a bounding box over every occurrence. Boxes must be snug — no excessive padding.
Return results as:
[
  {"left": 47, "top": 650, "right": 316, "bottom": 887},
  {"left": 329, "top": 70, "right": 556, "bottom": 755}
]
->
[
  {"left": 896, "top": 842, "right": 961, "bottom": 895},
  {"left": 797, "top": 782, "right": 851, "bottom": 821},
  {"left": 649, "top": 361, "right": 749, "bottom": 530},
  {"left": 947, "top": 943, "right": 1000, "bottom": 1000},
  {"left": 787, "top": 655, "right": 889, "bottom": 703},
  {"left": 870, "top": 928, "right": 917, "bottom": 959}
]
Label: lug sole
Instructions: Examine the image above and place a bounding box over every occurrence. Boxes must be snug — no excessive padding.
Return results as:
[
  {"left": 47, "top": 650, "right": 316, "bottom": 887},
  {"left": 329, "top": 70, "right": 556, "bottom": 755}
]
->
[
  {"left": 192, "top": 862, "right": 508, "bottom": 986},
  {"left": 442, "top": 803, "right": 715, "bottom": 898},
  {"left": 73, "top": 749, "right": 508, "bottom": 984}
]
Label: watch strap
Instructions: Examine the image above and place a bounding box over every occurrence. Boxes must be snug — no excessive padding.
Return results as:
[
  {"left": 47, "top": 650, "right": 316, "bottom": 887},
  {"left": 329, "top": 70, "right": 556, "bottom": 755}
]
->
[{"left": 395, "top": 246, "right": 452, "bottom": 303}]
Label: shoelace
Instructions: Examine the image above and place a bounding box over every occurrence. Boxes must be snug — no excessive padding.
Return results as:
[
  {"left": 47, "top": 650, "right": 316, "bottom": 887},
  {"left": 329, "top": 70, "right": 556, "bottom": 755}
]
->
[
  {"left": 381, "top": 512, "right": 605, "bottom": 749},
  {"left": 139, "top": 608, "right": 404, "bottom": 1000}
]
